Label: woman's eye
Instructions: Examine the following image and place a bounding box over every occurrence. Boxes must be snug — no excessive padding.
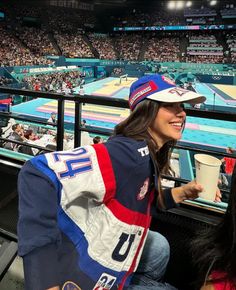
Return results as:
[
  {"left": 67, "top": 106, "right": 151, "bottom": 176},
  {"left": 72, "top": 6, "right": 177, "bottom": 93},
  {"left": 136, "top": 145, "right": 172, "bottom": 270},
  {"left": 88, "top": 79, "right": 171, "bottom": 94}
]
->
[
  {"left": 162, "top": 103, "right": 185, "bottom": 110},
  {"left": 162, "top": 103, "right": 173, "bottom": 108}
]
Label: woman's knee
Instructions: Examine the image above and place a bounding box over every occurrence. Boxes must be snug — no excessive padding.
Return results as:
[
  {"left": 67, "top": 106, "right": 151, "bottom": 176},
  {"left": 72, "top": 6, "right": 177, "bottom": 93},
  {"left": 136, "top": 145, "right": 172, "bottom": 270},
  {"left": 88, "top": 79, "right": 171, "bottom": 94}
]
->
[
  {"left": 146, "top": 231, "right": 170, "bottom": 264},
  {"left": 138, "top": 230, "right": 170, "bottom": 272}
]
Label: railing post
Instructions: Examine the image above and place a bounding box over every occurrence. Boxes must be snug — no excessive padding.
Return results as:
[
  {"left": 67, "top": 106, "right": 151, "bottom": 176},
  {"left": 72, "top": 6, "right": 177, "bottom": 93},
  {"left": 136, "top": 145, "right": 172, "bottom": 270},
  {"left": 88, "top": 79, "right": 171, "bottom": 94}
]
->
[
  {"left": 74, "top": 97, "right": 82, "bottom": 148},
  {"left": 57, "top": 99, "right": 64, "bottom": 151}
]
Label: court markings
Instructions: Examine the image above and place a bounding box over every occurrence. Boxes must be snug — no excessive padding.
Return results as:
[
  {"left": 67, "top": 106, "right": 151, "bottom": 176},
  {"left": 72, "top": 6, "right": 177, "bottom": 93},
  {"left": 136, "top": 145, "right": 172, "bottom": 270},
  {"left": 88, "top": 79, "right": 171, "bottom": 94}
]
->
[
  {"left": 91, "top": 77, "right": 137, "bottom": 97},
  {"left": 213, "top": 84, "right": 236, "bottom": 100},
  {"left": 198, "top": 124, "right": 236, "bottom": 136}
]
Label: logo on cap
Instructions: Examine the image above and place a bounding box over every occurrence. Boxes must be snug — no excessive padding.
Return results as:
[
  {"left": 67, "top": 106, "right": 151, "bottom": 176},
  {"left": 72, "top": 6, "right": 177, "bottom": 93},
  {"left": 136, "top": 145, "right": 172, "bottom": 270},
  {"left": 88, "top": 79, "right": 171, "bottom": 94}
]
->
[{"left": 129, "top": 81, "right": 158, "bottom": 109}]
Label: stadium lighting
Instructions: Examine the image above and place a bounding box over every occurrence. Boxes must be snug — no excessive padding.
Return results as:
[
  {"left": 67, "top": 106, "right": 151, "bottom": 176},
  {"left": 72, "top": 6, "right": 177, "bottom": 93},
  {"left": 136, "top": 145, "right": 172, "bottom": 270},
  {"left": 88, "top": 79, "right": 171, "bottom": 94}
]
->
[
  {"left": 186, "top": 1, "right": 192, "bottom": 7},
  {"left": 210, "top": 0, "right": 217, "bottom": 5},
  {"left": 167, "top": 1, "right": 176, "bottom": 9},
  {"left": 176, "top": 1, "right": 184, "bottom": 9}
]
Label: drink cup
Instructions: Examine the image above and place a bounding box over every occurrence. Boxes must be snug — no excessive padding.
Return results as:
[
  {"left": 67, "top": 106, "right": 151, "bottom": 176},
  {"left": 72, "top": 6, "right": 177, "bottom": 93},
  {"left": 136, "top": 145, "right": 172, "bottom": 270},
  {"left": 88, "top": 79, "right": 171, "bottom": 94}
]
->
[{"left": 194, "top": 154, "right": 221, "bottom": 201}]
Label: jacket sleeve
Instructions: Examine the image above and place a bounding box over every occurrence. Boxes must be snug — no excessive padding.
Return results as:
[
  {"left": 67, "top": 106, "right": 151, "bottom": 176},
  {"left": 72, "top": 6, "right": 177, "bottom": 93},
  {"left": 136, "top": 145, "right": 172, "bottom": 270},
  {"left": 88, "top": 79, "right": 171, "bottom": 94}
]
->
[
  {"left": 17, "top": 160, "right": 61, "bottom": 290},
  {"left": 163, "top": 188, "right": 178, "bottom": 210}
]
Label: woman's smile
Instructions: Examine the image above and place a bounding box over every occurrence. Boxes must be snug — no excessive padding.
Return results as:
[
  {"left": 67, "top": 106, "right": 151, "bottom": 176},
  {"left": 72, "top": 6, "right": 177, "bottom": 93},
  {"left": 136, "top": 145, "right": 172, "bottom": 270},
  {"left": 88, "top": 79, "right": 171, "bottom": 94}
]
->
[{"left": 169, "top": 121, "right": 184, "bottom": 131}]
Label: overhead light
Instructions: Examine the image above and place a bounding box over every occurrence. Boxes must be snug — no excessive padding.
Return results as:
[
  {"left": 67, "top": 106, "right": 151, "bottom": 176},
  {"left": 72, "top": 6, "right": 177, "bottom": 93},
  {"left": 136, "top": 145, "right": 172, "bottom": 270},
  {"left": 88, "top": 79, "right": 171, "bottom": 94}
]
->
[
  {"left": 186, "top": 1, "right": 192, "bottom": 7},
  {"left": 176, "top": 1, "right": 184, "bottom": 9},
  {"left": 168, "top": 1, "right": 176, "bottom": 9},
  {"left": 210, "top": 0, "right": 217, "bottom": 6}
]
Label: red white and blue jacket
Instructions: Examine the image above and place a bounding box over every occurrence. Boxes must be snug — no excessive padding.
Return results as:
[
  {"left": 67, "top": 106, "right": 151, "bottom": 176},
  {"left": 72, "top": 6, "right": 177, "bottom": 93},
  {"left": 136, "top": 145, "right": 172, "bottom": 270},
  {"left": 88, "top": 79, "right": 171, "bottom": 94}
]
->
[{"left": 18, "top": 135, "right": 176, "bottom": 290}]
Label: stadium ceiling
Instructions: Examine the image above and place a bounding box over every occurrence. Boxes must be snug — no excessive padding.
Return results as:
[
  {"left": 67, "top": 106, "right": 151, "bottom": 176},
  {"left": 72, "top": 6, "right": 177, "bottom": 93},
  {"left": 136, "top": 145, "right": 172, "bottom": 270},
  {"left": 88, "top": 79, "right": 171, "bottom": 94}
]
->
[
  {"left": 93, "top": 0, "right": 221, "bottom": 7},
  {"left": 94, "top": 0, "right": 127, "bottom": 6},
  {"left": 93, "top": 0, "right": 168, "bottom": 8},
  {"left": 94, "top": 0, "right": 158, "bottom": 3},
  {"left": 94, "top": 0, "right": 127, "bottom": 3}
]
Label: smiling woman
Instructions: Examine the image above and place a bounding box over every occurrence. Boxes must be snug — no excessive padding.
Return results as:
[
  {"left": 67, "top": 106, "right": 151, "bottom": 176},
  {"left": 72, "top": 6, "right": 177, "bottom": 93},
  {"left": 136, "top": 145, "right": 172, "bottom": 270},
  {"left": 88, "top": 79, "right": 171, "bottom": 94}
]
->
[{"left": 17, "top": 74, "right": 216, "bottom": 290}]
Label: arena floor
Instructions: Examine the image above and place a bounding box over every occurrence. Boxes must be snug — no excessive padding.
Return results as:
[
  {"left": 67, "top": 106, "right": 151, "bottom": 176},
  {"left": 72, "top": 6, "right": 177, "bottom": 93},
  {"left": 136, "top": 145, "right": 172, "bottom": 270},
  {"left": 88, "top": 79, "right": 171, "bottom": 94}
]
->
[{"left": 12, "top": 77, "right": 236, "bottom": 149}]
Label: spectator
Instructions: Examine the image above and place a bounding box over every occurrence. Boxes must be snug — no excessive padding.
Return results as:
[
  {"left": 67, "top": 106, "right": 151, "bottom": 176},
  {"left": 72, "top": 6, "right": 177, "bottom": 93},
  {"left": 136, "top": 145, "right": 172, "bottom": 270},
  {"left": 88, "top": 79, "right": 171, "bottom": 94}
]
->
[
  {"left": 222, "top": 147, "right": 236, "bottom": 175},
  {"left": 21, "top": 129, "right": 39, "bottom": 155},
  {"left": 221, "top": 147, "right": 236, "bottom": 188},
  {"left": 45, "top": 136, "right": 57, "bottom": 151},
  {"left": 3, "top": 123, "right": 25, "bottom": 151},
  {"left": 18, "top": 74, "right": 219, "bottom": 290},
  {"left": 93, "top": 135, "right": 103, "bottom": 144},
  {"left": 81, "top": 119, "right": 86, "bottom": 128},
  {"left": 186, "top": 82, "right": 196, "bottom": 92},
  {"left": 47, "top": 112, "right": 57, "bottom": 124}
]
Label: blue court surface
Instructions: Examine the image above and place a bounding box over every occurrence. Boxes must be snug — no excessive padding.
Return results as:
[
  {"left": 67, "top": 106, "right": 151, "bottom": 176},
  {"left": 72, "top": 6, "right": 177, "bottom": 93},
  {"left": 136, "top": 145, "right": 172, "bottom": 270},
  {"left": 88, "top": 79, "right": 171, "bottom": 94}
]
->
[
  {"left": 195, "top": 82, "right": 236, "bottom": 107},
  {"left": 12, "top": 77, "right": 236, "bottom": 149}
]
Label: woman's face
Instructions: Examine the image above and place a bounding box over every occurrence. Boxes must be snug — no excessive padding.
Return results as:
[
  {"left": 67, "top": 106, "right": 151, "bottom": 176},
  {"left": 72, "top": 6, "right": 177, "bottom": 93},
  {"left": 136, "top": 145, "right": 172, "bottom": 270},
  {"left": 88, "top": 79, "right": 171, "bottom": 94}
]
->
[
  {"left": 149, "top": 102, "right": 186, "bottom": 148},
  {"left": 29, "top": 132, "right": 36, "bottom": 140}
]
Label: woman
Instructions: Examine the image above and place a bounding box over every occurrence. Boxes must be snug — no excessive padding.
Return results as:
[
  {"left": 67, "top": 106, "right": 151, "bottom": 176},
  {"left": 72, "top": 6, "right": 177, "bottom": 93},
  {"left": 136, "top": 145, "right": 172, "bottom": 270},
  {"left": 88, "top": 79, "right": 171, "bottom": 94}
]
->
[
  {"left": 191, "top": 163, "right": 236, "bottom": 290},
  {"left": 18, "top": 74, "right": 218, "bottom": 290},
  {"left": 23, "top": 129, "right": 39, "bottom": 155}
]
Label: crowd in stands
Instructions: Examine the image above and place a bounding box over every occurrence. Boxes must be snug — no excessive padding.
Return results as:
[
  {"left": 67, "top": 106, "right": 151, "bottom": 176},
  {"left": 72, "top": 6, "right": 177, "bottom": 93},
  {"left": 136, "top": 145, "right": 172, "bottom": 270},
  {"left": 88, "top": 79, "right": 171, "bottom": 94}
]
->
[
  {"left": 0, "top": 23, "right": 52, "bottom": 67},
  {"left": 220, "top": 4, "right": 236, "bottom": 18},
  {"left": 46, "top": 6, "right": 96, "bottom": 32},
  {"left": 112, "top": 9, "right": 183, "bottom": 27},
  {"left": 184, "top": 6, "right": 217, "bottom": 17},
  {"left": 0, "top": 76, "right": 13, "bottom": 86},
  {"left": 186, "top": 55, "right": 225, "bottom": 64},
  {"left": 21, "top": 71, "right": 82, "bottom": 93},
  {"left": 144, "top": 36, "right": 180, "bottom": 62},
  {"left": 186, "top": 33, "right": 227, "bottom": 64},
  {"left": 0, "top": 21, "right": 234, "bottom": 65},
  {"left": 0, "top": 2, "right": 235, "bottom": 66},
  {"left": 46, "top": 7, "right": 82, "bottom": 32},
  {"left": 1, "top": 120, "right": 100, "bottom": 155},
  {"left": 14, "top": 26, "right": 57, "bottom": 56},
  {"left": 54, "top": 31, "right": 94, "bottom": 58},
  {"left": 3, "top": 3, "right": 43, "bottom": 20},
  {"left": 114, "top": 33, "right": 143, "bottom": 61},
  {"left": 226, "top": 32, "right": 236, "bottom": 63},
  {"left": 88, "top": 33, "right": 117, "bottom": 60}
]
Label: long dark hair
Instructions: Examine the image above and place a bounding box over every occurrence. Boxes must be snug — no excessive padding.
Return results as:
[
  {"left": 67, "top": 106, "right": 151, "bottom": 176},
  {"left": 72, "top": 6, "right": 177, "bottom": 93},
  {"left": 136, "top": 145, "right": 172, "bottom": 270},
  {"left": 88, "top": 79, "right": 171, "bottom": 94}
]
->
[
  {"left": 113, "top": 99, "right": 176, "bottom": 177},
  {"left": 191, "top": 164, "right": 236, "bottom": 289}
]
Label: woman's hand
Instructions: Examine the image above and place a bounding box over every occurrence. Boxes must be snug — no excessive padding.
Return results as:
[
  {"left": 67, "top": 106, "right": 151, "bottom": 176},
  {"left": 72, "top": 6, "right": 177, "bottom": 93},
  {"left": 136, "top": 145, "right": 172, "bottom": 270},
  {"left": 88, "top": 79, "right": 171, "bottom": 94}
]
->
[
  {"left": 182, "top": 180, "right": 203, "bottom": 200},
  {"left": 171, "top": 180, "right": 221, "bottom": 203},
  {"left": 171, "top": 180, "right": 203, "bottom": 203}
]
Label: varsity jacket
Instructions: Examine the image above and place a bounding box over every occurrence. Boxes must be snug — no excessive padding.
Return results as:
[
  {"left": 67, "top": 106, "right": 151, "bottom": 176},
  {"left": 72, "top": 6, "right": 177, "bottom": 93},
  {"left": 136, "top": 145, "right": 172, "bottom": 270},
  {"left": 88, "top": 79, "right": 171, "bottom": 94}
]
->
[{"left": 18, "top": 135, "right": 176, "bottom": 290}]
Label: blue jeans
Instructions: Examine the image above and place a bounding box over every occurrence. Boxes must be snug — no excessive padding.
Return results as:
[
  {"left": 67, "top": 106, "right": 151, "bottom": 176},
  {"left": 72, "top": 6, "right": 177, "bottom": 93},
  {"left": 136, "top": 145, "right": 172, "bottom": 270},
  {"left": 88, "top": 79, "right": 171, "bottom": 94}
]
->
[{"left": 127, "top": 230, "right": 178, "bottom": 290}]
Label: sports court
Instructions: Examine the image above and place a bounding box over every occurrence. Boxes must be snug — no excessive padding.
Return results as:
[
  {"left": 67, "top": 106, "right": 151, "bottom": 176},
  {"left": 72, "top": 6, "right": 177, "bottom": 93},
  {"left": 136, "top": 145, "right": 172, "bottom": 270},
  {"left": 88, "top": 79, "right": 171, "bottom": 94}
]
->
[{"left": 12, "top": 76, "right": 236, "bottom": 149}]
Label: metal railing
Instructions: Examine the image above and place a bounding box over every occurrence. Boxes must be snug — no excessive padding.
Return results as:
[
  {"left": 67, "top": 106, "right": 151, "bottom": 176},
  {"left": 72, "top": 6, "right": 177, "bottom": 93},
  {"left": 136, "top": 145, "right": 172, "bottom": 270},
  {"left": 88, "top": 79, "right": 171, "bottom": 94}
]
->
[{"left": 0, "top": 86, "right": 235, "bottom": 206}]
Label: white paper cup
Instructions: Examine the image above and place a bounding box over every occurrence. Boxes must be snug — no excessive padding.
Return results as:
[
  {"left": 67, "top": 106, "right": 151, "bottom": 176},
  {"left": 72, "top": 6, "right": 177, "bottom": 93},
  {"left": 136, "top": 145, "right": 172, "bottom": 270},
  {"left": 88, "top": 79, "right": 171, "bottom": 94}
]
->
[{"left": 194, "top": 154, "right": 221, "bottom": 201}]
